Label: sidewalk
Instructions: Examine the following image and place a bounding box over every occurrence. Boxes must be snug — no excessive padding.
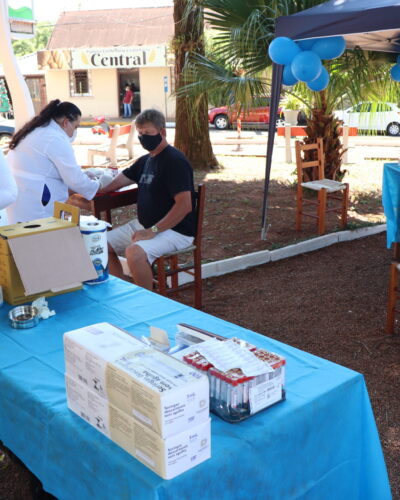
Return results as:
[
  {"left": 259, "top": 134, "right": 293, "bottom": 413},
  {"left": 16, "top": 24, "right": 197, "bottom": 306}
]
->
[{"left": 74, "top": 124, "right": 400, "bottom": 165}]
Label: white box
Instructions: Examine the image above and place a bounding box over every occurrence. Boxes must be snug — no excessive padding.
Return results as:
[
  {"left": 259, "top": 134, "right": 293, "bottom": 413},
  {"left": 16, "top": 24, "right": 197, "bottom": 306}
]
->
[
  {"left": 64, "top": 323, "right": 210, "bottom": 438},
  {"left": 65, "top": 374, "right": 211, "bottom": 480}
]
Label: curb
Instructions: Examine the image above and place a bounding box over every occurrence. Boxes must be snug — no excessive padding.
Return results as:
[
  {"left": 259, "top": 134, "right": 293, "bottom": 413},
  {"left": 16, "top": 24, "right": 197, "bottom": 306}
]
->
[{"left": 119, "top": 224, "right": 387, "bottom": 284}]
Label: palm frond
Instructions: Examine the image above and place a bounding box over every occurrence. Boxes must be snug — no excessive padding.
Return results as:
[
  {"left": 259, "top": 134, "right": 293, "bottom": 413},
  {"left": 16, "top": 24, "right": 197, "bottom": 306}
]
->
[{"left": 177, "top": 53, "right": 269, "bottom": 113}]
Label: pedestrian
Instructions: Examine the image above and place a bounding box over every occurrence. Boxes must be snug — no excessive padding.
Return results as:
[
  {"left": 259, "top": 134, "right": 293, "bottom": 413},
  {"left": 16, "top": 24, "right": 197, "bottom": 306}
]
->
[
  {"left": 6, "top": 99, "right": 100, "bottom": 223},
  {"left": 122, "top": 85, "right": 133, "bottom": 118}
]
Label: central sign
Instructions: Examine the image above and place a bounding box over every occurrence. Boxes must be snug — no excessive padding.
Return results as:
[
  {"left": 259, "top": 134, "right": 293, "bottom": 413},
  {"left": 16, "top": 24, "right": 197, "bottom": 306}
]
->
[{"left": 71, "top": 45, "right": 167, "bottom": 69}]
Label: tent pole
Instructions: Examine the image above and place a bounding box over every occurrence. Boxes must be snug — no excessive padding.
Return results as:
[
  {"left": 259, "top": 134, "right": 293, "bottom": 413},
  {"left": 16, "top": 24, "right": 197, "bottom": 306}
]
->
[{"left": 261, "top": 63, "right": 283, "bottom": 240}]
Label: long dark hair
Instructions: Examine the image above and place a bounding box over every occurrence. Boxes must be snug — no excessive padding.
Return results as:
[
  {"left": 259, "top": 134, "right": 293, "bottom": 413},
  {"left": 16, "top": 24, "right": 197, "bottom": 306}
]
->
[{"left": 9, "top": 99, "right": 81, "bottom": 150}]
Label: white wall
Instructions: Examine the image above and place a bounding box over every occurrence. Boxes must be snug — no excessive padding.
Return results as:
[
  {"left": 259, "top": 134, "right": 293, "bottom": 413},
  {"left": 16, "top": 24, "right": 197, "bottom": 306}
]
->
[
  {"left": 44, "top": 68, "right": 119, "bottom": 118},
  {"left": 139, "top": 66, "right": 175, "bottom": 120},
  {"left": 44, "top": 66, "right": 176, "bottom": 119}
]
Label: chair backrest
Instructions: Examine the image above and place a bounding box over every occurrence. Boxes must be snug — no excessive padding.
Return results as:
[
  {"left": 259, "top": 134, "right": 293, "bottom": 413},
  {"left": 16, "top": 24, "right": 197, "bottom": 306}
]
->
[
  {"left": 295, "top": 137, "right": 324, "bottom": 182},
  {"left": 120, "top": 121, "right": 135, "bottom": 158},
  {"left": 107, "top": 124, "right": 121, "bottom": 163},
  {"left": 193, "top": 184, "right": 205, "bottom": 247},
  {"left": 107, "top": 124, "right": 120, "bottom": 147}
]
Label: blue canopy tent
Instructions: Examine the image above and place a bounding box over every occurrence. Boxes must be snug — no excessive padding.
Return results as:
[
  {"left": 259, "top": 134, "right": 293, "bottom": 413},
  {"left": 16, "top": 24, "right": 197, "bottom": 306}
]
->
[{"left": 261, "top": 0, "right": 400, "bottom": 238}]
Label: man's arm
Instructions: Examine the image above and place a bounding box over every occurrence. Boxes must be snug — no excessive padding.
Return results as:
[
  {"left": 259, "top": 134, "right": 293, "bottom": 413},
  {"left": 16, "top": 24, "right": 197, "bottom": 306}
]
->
[
  {"left": 99, "top": 172, "right": 133, "bottom": 193},
  {"left": 131, "top": 191, "right": 192, "bottom": 242}
]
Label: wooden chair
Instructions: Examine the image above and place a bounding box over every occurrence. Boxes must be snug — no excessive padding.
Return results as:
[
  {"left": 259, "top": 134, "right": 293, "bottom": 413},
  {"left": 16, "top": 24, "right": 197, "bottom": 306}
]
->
[
  {"left": 87, "top": 124, "right": 120, "bottom": 166},
  {"left": 385, "top": 242, "right": 400, "bottom": 334},
  {"left": 386, "top": 260, "right": 400, "bottom": 334},
  {"left": 153, "top": 184, "right": 205, "bottom": 309},
  {"left": 295, "top": 137, "right": 349, "bottom": 235},
  {"left": 115, "top": 122, "right": 135, "bottom": 160}
]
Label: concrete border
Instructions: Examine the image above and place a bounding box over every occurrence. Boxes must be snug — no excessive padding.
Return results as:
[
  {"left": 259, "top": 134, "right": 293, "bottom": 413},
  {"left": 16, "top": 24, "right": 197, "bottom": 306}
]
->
[{"left": 120, "top": 224, "right": 386, "bottom": 284}]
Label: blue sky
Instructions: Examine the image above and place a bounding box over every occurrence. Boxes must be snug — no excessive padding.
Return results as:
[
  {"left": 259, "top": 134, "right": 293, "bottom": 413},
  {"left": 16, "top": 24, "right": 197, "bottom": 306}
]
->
[{"left": 34, "top": 0, "right": 173, "bottom": 22}]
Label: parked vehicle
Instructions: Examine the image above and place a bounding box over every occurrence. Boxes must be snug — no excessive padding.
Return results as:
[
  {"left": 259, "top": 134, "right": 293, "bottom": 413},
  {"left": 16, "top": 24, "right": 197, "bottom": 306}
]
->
[
  {"left": 208, "top": 100, "right": 285, "bottom": 130},
  {"left": 334, "top": 102, "right": 400, "bottom": 136},
  {"left": 0, "top": 119, "right": 14, "bottom": 145}
]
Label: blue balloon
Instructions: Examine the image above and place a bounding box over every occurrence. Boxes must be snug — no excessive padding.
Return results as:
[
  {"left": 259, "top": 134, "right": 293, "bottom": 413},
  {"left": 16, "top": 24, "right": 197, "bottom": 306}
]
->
[
  {"left": 307, "top": 66, "right": 330, "bottom": 91},
  {"left": 291, "top": 51, "right": 322, "bottom": 83},
  {"left": 397, "top": 54, "right": 400, "bottom": 64},
  {"left": 297, "top": 39, "right": 316, "bottom": 51},
  {"left": 312, "top": 36, "right": 346, "bottom": 60},
  {"left": 390, "top": 64, "right": 400, "bottom": 82},
  {"left": 268, "top": 37, "right": 301, "bottom": 65},
  {"left": 282, "top": 64, "right": 298, "bottom": 86}
]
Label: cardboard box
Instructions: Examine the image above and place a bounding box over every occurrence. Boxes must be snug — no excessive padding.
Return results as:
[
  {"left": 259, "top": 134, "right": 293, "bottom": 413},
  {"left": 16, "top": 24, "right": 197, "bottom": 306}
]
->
[
  {"left": 64, "top": 323, "right": 210, "bottom": 438},
  {"left": 65, "top": 374, "right": 211, "bottom": 480},
  {"left": 0, "top": 203, "right": 97, "bottom": 305}
]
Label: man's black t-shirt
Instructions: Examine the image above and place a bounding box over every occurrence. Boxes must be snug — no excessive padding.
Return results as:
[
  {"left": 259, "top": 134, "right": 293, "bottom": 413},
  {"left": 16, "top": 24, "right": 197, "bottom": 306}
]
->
[{"left": 122, "top": 145, "right": 196, "bottom": 237}]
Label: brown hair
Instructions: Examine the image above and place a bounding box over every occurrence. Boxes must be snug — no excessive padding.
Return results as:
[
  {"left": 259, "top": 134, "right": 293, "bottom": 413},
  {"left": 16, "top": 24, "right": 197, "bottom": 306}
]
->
[{"left": 9, "top": 99, "right": 81, "bottom": 150}]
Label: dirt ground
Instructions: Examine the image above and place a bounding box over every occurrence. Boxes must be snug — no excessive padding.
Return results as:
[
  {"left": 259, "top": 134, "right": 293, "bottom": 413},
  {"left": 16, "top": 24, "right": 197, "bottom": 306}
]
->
[{"left": 1, "top": 155, "right": 398, "bottom": 499}]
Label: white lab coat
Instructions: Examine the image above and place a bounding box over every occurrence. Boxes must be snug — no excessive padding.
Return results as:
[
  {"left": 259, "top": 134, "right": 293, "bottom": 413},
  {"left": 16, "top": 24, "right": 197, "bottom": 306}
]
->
[
  {"left": 0, "top": 150, "right": 17, "bottom": 226},
  {"left": 6, "top": 119, "right": 99, "bottom": 223},
  {"left": 0, "top": 150, "right": 17, "bottom": 210}
]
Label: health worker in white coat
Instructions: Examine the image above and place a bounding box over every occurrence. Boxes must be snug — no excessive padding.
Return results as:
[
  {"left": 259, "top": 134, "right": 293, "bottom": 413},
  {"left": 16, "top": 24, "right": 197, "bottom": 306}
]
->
[
  {"left": 6, "top": 99, "right": 100, "bottom": 223},
  {"left": 0, "top": 150, "right": 17, "bottom": 210},
  {"left": 0, "top": 150, "right": 17, "bottom": 226}
]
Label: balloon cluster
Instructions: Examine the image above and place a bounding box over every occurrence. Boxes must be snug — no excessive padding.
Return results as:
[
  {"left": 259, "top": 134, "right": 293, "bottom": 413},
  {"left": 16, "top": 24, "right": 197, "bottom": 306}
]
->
[
  {"left": 268, "top": 36, "right": 346, "bottom": 92},
  {"left": 390, "top": 55, "right": 400, "bottom": 82}
]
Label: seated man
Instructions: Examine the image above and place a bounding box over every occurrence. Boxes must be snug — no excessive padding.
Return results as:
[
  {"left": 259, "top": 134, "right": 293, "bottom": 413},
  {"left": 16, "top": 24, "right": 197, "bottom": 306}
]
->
[{"left": 100, "top": 109, "right": 195, "bottom": 290}]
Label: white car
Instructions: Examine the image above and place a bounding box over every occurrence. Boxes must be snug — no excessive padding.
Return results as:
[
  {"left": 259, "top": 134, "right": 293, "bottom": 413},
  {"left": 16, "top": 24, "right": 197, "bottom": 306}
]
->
[{"left": 334, "top": 102, "right": 400, "bottom": 136}]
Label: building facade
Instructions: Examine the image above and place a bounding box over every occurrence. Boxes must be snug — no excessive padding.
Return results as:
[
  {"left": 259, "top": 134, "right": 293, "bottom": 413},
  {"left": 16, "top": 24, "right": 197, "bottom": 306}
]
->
[{"left": 37, "top": 7, "right": 175, "bottom": 120}]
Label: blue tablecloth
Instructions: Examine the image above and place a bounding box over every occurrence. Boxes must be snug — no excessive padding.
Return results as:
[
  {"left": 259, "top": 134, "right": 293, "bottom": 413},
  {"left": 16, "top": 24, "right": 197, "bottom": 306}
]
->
[
  {"left": 383, "top": 162, "right": 400, "bottom": 248},
  {"left": 0, "top": 278, "right": 392, "bottom": 500}
]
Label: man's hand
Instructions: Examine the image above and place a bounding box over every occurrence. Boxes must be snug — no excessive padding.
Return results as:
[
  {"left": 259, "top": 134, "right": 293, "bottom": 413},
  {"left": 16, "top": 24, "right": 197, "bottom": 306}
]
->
[{"left": 131, "top": 228, "right": 155, "bottom": 242}]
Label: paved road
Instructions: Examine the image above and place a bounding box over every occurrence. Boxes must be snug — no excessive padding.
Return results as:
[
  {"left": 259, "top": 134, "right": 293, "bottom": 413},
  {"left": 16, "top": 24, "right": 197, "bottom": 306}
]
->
[{"left": 74, "top": 126, "right": 400, "bottom": 165}]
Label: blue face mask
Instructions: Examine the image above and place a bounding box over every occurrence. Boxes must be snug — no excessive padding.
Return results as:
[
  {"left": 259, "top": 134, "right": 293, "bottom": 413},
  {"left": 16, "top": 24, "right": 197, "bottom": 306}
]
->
[{"left": 138, "top": 133, "right": 162, "bottom": 151}]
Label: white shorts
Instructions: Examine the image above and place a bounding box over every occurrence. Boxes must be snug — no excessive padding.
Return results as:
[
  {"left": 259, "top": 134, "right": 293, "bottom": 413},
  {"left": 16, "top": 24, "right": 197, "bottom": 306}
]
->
[{"left": 107, "top": 219, "right": 194, "bottom": 265}]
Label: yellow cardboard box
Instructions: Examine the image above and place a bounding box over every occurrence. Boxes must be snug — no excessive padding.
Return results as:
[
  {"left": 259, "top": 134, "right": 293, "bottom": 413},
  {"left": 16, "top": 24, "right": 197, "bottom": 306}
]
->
[{"left": 0, "top": 202, "right": 97, "bottom": 305}]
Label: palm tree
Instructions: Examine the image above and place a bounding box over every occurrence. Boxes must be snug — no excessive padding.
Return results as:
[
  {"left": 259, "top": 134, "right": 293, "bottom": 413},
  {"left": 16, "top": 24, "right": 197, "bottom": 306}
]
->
[
  {"left": 290, "top": 51, "right": 399, "bottom": 179},
  {"left": 173, "top": 0, "right": 217, "bottom": 169},
  {"left": 179, "top": 0, "right": 399, "bottom": 179}
]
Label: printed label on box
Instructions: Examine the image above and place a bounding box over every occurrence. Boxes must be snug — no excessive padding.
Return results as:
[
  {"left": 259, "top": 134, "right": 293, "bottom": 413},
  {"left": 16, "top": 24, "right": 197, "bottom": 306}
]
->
[
  {"left": 249, "top": 371, "right": 283, "bottom": 415},
  {"left": 65, "top": 374, "right": 211, "bottom": 479}
]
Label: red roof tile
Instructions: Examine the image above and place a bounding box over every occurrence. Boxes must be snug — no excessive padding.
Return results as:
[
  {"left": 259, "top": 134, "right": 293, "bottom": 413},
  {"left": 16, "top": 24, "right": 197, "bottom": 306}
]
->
[{"left": 47, "top": 7, "right": 174, "bottom": 49}]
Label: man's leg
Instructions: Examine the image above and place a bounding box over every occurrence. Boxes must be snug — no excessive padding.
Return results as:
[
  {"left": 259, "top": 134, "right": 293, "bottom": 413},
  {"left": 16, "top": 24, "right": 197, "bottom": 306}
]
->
[
  {"left": 125, "top": 244, "right": 153, "bottom": 290},
  {"left": 108, "top": 243, "right": 130, "bottom": 281}
]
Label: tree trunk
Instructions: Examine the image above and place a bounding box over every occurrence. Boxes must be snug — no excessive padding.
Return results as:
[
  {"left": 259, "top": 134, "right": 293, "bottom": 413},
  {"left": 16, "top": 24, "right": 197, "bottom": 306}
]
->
[
  {"left": 173, "top": 0, "right": 218, "bottom": 169},
  {"left": 303, "top": 90, "right": 346, "bottom": 181}
]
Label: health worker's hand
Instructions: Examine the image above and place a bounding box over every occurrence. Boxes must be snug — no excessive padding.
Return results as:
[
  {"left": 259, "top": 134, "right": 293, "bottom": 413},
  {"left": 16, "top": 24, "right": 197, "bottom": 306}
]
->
[{"left": 131, "top": 229, "right": 155, "bottom": 242}]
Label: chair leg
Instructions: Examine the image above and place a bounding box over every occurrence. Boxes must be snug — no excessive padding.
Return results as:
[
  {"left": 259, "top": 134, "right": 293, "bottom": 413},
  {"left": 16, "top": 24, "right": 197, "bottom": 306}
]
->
[
  {"left": 296, "top": 186, "right": 303, "bottom": 231},
  {"left": 194, "top": 249, "right": 202, "bottom": 309},
  {"left": 341, "top": 183, "right": 349, "bottom": 228},
  {"left": 386, "top": 262, "right": 398, "bottom": 334},
  {"left": 171, "top": 256, "right": 179, "bottom": 290},
  {"left": 317, "top": 188, "right": 327, "bottom": 235},
  {"left": 156, "top": 257, "right": 167, "bottom": 296}
]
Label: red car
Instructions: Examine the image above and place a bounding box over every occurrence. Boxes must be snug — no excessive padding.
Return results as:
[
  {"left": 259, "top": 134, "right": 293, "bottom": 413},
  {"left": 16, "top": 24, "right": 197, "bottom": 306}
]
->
[{"left": 208, "top": 103, "right": 285, "bottom": 130}]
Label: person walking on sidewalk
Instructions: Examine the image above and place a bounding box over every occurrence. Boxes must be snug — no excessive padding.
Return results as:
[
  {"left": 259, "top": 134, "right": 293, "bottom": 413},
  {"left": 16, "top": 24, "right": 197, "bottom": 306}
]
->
[{"left": 122, "top": 85, "right": 133, "bottom": 118}]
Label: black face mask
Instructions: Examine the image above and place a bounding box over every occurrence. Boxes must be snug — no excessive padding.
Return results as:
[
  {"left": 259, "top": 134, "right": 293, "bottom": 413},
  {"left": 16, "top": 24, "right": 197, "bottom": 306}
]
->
[{"left": 138, "top": 133, "right": 163, "bottom": 151}]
